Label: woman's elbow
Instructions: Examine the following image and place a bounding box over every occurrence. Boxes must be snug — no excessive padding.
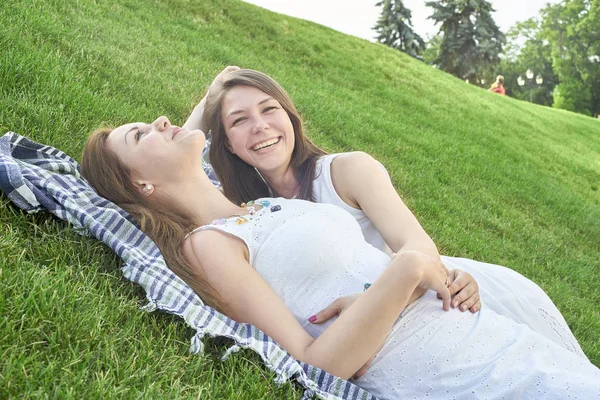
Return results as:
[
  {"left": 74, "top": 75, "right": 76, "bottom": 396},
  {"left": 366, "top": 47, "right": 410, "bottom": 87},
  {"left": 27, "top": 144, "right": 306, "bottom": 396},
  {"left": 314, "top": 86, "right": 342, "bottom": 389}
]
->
[{"left": 300, "top": 347, "right": 356, "bottom": 380}]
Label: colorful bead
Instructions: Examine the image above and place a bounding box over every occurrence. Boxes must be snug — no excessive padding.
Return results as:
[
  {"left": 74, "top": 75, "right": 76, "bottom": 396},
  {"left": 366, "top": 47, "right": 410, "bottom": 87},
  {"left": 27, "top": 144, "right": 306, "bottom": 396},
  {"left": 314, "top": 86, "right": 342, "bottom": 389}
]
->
[
  {"left": 363, "top": 283, "right": 371, "bottom": 291},
  {"left": 236, "top": 217, "right": 248, "bottom": 225},
  {"left": 260, "top": 200, "right": 271, "bottom": 208},
  {"left": 248, "top": 206, "right": 256, "bottom": 215},
  {"left": 211, "top": 218, "right": 226, "bottom": 225},
  {"left": 240, "top": 202, "right": 246, "bottom": 208},
  {"left": 247, "top": 200, "right": 255, "bottom": 205},
  {"left": 270, "top": 205, "right": 281, "bottom": 212}
]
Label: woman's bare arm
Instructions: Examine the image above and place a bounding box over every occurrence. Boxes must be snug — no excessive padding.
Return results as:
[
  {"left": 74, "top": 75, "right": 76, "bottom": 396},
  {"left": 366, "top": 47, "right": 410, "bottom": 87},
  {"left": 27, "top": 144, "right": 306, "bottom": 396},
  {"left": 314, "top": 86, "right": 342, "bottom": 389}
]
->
[
  {"left": 183, "top": 66, "right": 240, "bottom": 133},
  {"left": 329, "top": 152, "right": 481, "bottom": 313},
  {"left": 330, "top": 151, "right": 439, "bottom": 257},
  {"left": 183, "top": 230, "right": 449, "bottom": 380},
  {"left": 183, "top": 97, "right": 208, "bottom": 132}
]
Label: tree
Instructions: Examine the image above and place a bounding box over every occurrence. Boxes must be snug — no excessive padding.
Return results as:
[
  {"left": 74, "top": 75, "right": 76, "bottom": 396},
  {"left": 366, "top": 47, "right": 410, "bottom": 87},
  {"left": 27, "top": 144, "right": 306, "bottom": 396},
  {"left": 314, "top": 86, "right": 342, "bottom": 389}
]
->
[
  {"left": 499, "top": 18, "right": 557, "bottom": 105},
  {"left": 540, "top": 0, "right": 600, "bottom": 116},
  {"left": 374, "top": 0, "right": 425, "bottom": 58},
  {"left": 426, "top": 0, "right": 506, "bottom": 85},
  {"left": 423, "top": 33, "right": 443, "bottom": 66}
]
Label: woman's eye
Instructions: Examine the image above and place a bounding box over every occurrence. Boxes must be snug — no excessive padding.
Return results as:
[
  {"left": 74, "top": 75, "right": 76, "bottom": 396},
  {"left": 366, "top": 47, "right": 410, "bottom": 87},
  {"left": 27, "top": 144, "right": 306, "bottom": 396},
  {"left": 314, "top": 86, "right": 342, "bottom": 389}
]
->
[
  {"left": 232, "top": 117, "right": 246, "bottom": 127},
  {"left": 135, "top": 130, "right": 146, "bottom": 141},
  {"left": 263, "top": 106, "right": 277, "bottom": 113}
]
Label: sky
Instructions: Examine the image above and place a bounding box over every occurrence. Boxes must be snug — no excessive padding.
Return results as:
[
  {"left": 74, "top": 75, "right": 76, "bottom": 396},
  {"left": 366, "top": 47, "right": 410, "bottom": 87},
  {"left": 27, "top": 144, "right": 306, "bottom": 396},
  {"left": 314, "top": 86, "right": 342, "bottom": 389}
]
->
[{"left": 242, "top": 0, "right": 559, "bottom": 41}]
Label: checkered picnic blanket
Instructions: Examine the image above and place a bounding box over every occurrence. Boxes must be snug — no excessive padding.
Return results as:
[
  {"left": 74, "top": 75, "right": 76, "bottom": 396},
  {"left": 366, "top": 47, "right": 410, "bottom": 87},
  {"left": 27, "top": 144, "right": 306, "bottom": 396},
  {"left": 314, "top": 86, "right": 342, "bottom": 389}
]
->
[{"left": 0, "top": 132, "right": 377, "bottom": 400}]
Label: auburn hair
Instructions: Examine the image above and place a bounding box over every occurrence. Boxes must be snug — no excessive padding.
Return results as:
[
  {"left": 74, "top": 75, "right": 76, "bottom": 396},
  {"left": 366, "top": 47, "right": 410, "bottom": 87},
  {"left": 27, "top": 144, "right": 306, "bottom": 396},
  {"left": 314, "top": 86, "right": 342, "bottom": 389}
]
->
[
  {"left": 81, "top": 128, "right": 225, "bottom": 312},
  {"left": 203, "top": 69, "right": 326, "bottom": 205}
]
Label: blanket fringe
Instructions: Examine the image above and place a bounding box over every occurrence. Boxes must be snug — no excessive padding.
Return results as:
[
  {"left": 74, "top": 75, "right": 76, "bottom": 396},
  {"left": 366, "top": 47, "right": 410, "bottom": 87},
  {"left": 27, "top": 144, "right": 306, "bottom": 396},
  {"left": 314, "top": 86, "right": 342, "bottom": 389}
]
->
[
  {"left": 140, "top": 300, "right": 157, "bottom": 313},
  {"left": 190, "top": 331, "right": 205, "bottom": 354},
  {"left": 221, "top": 344, "right": 242, "bottom": 361}
]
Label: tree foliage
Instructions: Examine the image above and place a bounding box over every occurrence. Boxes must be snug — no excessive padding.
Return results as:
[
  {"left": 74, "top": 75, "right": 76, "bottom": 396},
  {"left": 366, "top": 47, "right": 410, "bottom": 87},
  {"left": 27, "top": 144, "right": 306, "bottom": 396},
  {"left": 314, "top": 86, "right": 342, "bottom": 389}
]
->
[
  {"left": 541, "top": 0, "right": 600, "bottom": 115},
  {"left": 499, "top": 18, "right": 557, "bottom": 106},
  {"left": 423, "top": 33, "right": 443, "bottom": 66},
  {"left": 374, "top": 0, "right": 425, "bottom": 57},
  {"left": 426, "top": 0, "right": 505, "bottom": 85}
]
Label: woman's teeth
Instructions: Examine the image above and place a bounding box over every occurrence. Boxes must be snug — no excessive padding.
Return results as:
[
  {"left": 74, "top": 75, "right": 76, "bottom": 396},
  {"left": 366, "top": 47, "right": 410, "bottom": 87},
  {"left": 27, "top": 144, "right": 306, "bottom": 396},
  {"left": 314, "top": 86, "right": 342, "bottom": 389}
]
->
[{"left": 252, "top": 137, "right": 280, "bottom": 151}]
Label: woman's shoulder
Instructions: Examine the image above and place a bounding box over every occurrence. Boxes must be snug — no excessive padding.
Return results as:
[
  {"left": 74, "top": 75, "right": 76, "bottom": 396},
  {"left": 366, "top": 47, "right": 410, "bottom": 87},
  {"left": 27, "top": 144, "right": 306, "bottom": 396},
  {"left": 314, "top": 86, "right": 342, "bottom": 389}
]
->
[
  {"left": 316, "top": 152, "right": 340, "bottom": 165},
  {"left": 330, "top": 151, "right": 385, "bottom": 175},
  {"left": 184, "top": 227, "right": 247, "bottom": 257},
  {"left": 317, "top": 151, "right": 374, "bottom": 171}
]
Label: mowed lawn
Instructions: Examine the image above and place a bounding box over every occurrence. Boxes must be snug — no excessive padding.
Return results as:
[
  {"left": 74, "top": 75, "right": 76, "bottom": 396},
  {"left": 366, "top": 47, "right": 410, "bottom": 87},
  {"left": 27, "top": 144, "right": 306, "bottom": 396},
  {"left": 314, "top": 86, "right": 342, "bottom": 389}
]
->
[{"left": 1, "top": 0, "right": 599, "bottom": 398}]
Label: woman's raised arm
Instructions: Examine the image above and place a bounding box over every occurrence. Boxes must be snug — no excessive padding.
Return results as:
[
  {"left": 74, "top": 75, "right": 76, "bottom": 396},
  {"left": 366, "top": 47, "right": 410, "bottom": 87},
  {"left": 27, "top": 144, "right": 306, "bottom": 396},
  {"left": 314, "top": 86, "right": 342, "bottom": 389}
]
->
[
  {"left": 183, "top": 229, "right": 450, "bottom": 380},
  {"left": 183, "top": 66, "right": 240, "bottom": 132}
]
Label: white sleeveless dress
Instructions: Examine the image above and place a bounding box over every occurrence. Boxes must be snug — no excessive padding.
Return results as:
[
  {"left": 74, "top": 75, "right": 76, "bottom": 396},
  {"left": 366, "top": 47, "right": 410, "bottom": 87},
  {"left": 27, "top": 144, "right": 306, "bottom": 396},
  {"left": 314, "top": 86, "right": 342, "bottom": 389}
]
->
[
  {"left": 192, "top": 198, "right": 600, "bottom": 399},
  {"left": 313, "top": 154, "right": 587, "bottom": 358}
]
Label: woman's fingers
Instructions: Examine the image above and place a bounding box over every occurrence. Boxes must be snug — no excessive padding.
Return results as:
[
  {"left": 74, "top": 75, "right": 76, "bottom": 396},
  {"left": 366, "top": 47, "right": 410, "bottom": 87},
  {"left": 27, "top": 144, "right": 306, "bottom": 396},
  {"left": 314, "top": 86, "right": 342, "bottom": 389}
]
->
[
  {"left": 436, "top": 261, "right": 452, "bottom": 311},
  {"left": 352, "top": 355, "right": 375, "bottom": 380},
  {"left": 450, "top": 282, "right": 476, "bottom": 308},
  {"left": 352, "top": 342, "right": 384, "bottom": 380},
  {"left": 470, "top": 299, "right": 482, "bottom": 313},
  {"left": 448, "top": 269, "right": 478, "bottom": 296},
  {"left": 434, "top": 267, "right": 452, "bottom": 311},
  {"left": 458, "top": 293, "right": 480, "bottom": 313},
  {"left": 448, "top": 270, "right": 480, "bottom": 311},
  {"left": 438, "top": 285, "right": 452, "bottom": 311},
  {"left": 218, "top": 66, "right": 239, "bottom": 78},
  {"left": 309, "top": 299, "right": 341, "bottom": 324},
  {"left": 209, "top": 66, "right": 240, "bottom": 91},
  {"left": 309, "top": 294, "right": 360, "bottom": 324}
]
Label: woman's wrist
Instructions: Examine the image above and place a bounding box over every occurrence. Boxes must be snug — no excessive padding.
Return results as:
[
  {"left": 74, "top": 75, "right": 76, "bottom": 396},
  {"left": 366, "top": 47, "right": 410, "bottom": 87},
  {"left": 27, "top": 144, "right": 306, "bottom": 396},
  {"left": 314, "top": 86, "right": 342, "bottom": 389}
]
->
[
  {"left": 383, "top": 254, "right": 422, "bottom": 293},
  {"left": 388, "top": 251, "right": 430, "bottom": 305},
  {"left": 391, "top": 250, "right": 425, "bottom": 274},
  {"left": 184, "top": 97, "right": 208, "bottom": 131}
]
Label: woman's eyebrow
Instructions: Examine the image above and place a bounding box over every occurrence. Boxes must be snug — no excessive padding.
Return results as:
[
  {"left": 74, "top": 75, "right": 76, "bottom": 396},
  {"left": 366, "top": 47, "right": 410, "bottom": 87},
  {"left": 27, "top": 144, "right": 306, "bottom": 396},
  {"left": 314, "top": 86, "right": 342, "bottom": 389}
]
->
[
  {"left": 124, "top": 126, "right": 138, "bottom": 144},
  {"left": 257, "top": 97, "right": 274, "bottom": 105}
]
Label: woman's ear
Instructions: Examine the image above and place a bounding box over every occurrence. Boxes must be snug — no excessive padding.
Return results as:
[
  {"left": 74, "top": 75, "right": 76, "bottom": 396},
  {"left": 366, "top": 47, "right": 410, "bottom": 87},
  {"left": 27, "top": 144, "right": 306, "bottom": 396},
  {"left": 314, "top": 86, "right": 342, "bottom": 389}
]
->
[
  {"left": 227, "top": 141, "right": 235, "bottom": 154},
  {"left": 136, "top": 181, "right": 154, "bottom": 197}
]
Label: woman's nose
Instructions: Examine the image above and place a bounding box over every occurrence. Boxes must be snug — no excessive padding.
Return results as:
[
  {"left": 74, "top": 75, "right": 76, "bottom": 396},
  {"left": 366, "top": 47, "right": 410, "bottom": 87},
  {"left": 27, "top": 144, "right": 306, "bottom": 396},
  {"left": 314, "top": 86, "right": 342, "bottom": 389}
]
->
[
  {"left": 152, "top": 116, "right": 171, "bottom": 131},
  {"left": 251, "top": 117, "right": 269, "bottom": 134}
]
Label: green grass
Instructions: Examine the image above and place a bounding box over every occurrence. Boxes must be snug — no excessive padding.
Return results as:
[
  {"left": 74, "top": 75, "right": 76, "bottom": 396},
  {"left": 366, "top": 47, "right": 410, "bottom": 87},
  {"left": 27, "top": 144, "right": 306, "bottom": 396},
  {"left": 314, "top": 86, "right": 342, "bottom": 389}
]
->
[{"left": 1, "top": 0, "right": 599, "bottom": 397}]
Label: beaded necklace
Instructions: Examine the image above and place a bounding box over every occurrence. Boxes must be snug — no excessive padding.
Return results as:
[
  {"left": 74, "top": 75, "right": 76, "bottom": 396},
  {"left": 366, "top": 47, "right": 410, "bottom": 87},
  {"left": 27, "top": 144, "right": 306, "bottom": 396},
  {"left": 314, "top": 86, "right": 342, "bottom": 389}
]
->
[{"left": 210, "top": 199, "right": 282, "bottom": 226}]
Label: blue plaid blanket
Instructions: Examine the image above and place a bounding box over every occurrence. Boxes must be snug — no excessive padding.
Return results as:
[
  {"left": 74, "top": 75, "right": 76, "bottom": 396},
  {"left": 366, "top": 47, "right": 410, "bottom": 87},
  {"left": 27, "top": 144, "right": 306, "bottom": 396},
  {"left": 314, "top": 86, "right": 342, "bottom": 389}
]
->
[{"left": 0, "top": 132, "right": 377, "bottom": 400}]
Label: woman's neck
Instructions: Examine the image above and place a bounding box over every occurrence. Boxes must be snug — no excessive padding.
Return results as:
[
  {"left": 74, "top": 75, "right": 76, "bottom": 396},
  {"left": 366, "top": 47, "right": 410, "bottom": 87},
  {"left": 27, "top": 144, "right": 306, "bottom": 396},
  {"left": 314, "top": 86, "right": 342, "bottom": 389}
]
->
[
  {"left": 260, "top": 166, "right": 300, "bottom": 199},
  {"left": 162, "top": 173, "right": 246, "bottom": 226}
]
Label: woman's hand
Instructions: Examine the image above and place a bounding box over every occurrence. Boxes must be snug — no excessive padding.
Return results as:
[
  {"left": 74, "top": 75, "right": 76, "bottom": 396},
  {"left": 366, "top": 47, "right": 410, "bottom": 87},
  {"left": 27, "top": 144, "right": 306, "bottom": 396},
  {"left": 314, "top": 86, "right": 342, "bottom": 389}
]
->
[
  {"left": 309, "top": 293, "right": 360, "bottom": 324},
  {"left": 393, "top": 251, "right": 451, "bottom": 311},
  {"left": 184, "top": 66, "right": 240, "bottom": 132},
  {"left": 309, "top": 293, "right": 380, "bottom": 380},
  {"left": 207, "top": 65, "right": 240, "bottom": 96},
  {"left": 437, "top": 269, "right": 481, "bottom": 313}
]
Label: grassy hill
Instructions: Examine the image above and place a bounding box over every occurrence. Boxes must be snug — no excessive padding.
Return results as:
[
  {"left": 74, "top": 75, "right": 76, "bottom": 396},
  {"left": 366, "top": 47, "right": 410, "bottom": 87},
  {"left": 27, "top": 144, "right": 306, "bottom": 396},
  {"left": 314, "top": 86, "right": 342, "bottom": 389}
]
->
[{"left": 1, "top": 0, "right": 599, "bottom": 397}]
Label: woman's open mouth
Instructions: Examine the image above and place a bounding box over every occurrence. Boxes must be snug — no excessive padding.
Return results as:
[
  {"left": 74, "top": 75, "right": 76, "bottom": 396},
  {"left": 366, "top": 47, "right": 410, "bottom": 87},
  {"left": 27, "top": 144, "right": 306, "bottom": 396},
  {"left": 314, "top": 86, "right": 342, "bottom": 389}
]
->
[{"left": 252, "top": 137, "right": 281, "bottom": 151}]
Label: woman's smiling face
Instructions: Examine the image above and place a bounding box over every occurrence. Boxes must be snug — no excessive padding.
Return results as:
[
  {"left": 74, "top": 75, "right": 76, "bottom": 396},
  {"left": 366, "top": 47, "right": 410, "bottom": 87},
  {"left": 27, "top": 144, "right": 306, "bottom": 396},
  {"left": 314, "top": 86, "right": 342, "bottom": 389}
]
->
[{"left": 221, "top": 85, "right": 295, "bottom": 175}]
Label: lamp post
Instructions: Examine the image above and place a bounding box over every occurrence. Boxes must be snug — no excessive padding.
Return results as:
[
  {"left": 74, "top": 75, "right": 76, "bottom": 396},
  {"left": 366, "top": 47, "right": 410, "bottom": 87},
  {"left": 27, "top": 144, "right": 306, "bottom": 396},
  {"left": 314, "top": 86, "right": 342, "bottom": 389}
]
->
[{"left": 518, "top": 69, "right": 544, "bottom": 103}]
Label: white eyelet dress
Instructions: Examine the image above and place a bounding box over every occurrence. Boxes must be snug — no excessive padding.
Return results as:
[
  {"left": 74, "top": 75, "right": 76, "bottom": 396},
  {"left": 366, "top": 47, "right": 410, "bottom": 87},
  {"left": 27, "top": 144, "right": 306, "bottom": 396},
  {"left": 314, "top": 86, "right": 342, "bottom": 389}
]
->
[
  {"left": 314, "top": 154, "right": 588, "bottom": 358},
  {"left": 190, "top": 197, "right": 600, "bottom": 400}
]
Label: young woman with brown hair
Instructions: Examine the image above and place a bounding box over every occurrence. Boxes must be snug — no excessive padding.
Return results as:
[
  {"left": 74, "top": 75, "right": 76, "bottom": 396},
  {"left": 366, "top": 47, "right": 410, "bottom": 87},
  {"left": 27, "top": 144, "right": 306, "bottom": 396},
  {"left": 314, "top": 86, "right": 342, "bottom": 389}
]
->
[{"left": 200, "top": 68, "right": 591, "bottom": 362}]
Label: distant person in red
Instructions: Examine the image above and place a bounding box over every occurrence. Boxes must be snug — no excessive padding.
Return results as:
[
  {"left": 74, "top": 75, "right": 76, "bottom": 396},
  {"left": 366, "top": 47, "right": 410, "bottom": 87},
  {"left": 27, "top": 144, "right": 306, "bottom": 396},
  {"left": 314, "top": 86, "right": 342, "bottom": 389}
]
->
[{"left": 489, "top": 75, "right": 506, "bottom": 95}]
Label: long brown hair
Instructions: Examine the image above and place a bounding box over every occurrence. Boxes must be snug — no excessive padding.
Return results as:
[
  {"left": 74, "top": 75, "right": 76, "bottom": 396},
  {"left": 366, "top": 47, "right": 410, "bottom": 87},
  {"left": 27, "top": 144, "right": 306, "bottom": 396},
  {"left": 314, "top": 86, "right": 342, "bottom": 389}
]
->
[
  {"left": 81, "top": 128, "right": 224, "bottom": 312},
  {"left": 203, "top": 69, "right": 326, "bottom": 205}
]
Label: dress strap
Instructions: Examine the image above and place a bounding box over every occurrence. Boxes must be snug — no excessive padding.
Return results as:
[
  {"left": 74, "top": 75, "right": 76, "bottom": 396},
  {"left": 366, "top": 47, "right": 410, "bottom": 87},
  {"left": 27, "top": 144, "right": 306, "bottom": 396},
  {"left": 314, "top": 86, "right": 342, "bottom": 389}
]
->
[{"left": 184, "top": 226, "right": 204, "bottom": 240}]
